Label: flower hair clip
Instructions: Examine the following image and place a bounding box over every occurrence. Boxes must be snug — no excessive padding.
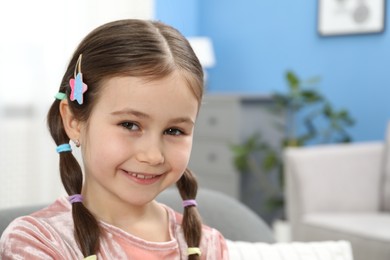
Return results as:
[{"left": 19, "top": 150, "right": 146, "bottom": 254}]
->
[{"left": 69, "top": 54, "right": 88, "bottom": 105}]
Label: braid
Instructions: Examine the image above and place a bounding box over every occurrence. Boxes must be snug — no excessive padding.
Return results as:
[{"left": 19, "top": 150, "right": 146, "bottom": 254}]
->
[
  {"left": 47, "top": 98, "right": 100, "bottom": 257},
  {"left": 176, "top": 169, "right": 202, "bottom": 260}
]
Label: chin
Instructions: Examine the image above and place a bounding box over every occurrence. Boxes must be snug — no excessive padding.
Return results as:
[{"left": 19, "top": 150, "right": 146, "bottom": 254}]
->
[{"left": 120, "top": 192, "right": 159, "bottom": 207}]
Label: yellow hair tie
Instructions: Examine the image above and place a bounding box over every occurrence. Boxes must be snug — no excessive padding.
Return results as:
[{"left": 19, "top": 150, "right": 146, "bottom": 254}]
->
[
  {"left": 187, "top": 247, "right": 201, "bottom": 256},
  {"left": 83, "top": 255, "right": 97, "bottom": 260}
]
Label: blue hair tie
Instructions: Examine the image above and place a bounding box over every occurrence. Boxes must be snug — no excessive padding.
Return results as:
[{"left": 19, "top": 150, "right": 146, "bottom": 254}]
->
[{"left": 56, "top": 144, "right": 72, "bottom": 153}]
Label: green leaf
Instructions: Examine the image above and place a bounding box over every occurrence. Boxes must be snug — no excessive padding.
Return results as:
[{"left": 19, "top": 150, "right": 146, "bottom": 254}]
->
[
  {"left": 266, "top": 196, "right": 285, "bottom": 211},
  {"left": 301, "top": 90, "right": 323, "bottom": 103},
  {"left": 262, "top": 151, "right": 280, "bottom": 172},
  {"left": 286, "top": 71, "right": 300, "bottom": 91}
]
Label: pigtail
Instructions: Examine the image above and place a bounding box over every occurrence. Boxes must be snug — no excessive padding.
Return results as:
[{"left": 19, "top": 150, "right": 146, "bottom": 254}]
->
[
  {"left": 47, "top": 98, "right": 100, "bottom": 257},
  {"left": 176, "top": 169, "right": 202, "bottom": 260}
]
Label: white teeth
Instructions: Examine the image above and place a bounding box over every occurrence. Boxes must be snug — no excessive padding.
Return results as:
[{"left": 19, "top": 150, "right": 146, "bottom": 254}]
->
[{"left": 129, "top": 172, "right": 155, "bottom": 179}]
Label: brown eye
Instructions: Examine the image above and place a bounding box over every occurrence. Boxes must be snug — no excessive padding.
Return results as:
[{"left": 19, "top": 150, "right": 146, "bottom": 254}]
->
[
  {"left": 164, "top": 128, "right": 183, "bottom": 136},
  {"left": 120, "top": 122, "right": 140, "bottom": 131}
]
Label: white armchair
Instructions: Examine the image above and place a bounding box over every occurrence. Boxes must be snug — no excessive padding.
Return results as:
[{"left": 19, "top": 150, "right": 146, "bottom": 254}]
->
[{"left": 284, "top": 137, "right": 390, "bottom": 260}]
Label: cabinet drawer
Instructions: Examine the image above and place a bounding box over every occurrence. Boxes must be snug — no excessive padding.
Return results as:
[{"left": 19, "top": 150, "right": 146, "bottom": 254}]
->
[
  {"left": 195, "top": 101, "right": 240, "bottom": 140},
  {"left": 189, "top": 140, "right": 237, "bottom": 175}
]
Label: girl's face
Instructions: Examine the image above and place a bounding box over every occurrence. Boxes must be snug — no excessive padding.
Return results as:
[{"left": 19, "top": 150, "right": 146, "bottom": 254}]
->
[{"left": 79, "top": 72, "right": 199, "bottom": 210}]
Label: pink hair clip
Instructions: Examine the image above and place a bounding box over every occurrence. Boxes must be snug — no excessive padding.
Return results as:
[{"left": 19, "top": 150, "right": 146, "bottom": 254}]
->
[{"left": 69, "top": 54, "right": 88, "bottom": 105}]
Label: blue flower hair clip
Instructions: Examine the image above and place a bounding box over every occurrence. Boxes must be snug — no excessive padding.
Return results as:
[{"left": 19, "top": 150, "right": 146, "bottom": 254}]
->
[{"left": 69, "top": 54, "right": 88, "bottom": 105}]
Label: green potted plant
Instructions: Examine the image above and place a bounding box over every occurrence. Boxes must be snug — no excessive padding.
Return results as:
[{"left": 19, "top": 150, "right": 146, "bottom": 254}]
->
[{"left": 231, "top": 71, "right": 355, "bottom": 224}]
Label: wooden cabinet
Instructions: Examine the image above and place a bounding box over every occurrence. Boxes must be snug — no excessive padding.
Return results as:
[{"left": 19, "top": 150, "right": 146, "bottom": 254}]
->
[{"left": 188, "top": 94, "right": 284, "bottom": 199}]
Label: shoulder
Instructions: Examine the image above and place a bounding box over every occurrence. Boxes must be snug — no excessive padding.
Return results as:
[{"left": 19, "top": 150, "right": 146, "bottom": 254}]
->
[
  {"left": 163, "top": 205, "right": 229, "bottom": 260},
  {"left": 14, "top": 196, "right": 72, "bottom": 230},
  {"left": 168, "top": 205, "right": 225, "bottom": 237},
  {"left": 0, "top": 197, "right": 78, "bottom": 259}
]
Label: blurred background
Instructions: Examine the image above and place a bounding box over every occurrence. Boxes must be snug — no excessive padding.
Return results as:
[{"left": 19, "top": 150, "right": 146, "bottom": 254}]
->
[
  {"left": 1, "top": 0, "right": 389, "bottom": 218},
  {"left": 156, "top": 0, "right": 390, "bottom": 141}
]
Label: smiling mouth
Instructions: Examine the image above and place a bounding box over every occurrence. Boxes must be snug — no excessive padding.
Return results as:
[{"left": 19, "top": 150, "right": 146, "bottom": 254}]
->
[{"left": 121, "top": 169, "right": 163, "bottom": 185}]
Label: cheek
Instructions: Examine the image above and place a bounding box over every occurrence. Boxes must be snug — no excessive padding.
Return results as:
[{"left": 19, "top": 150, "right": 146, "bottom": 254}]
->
[
  {"left": 168, "top": 139, "right": 193, "bottom": 171},
  {"left": 82, "top": 128, "right": 127, "bottom": 167}
]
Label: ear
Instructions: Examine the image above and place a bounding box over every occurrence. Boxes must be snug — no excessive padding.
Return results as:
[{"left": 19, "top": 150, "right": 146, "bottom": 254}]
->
[{"left": 59, "top": 100, "right": 82, "bottom": 140}]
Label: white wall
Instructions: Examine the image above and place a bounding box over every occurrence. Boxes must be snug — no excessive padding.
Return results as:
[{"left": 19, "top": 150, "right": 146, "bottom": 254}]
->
[{"left": 0, "top": 0, "right": 155, "bottom": 209}]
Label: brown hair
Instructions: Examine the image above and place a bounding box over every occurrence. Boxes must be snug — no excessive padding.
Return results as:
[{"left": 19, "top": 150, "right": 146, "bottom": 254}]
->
[{"left": 47, "top": 19, "right": 203, "bottom": 259}]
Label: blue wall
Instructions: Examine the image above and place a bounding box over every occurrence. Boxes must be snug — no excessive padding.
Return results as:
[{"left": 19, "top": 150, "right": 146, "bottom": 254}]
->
[
  {"left": 155, "top": 0, "right": 198, "bottom": 36},
  {"left": 156, "top": 1, "right": 390, "bottom": 142}
]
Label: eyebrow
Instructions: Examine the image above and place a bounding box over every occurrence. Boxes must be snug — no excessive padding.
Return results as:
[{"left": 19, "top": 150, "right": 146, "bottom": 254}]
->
[
  {"left": 111, "top": 108, "right": 195, "bottom": 125},
  {"left": 111, "top": 109, "right": 150, "bottom": 119}
]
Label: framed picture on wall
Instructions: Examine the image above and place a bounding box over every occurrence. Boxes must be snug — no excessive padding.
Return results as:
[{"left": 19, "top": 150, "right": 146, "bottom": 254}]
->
[{"left": 318, "top": 0, "right": 386, "bottom": 36}]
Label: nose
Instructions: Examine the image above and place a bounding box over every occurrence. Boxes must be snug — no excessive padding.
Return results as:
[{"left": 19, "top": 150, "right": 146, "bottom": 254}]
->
[{"left": 135, "top": 138, "right": 165, "bottom": 166}]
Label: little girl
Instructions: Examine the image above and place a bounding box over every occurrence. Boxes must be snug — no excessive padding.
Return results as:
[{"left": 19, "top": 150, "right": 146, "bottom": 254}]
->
[{"left": 0, "top": 19, "right": 228, "bottom": 259}]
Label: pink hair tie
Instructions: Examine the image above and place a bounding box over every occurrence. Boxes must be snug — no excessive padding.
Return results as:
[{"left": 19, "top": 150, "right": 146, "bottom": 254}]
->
[
  {"left": 182, "top": 199, "right": 197, "bottom": 208},
  {"left": 68, "top": 194, "right": 83, "bottom": 204}
]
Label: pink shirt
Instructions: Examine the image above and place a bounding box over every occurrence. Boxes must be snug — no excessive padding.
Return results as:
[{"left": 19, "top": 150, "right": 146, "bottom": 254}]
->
[{"left": 0, "top": 197, "right": 228, "bottom": 259}]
